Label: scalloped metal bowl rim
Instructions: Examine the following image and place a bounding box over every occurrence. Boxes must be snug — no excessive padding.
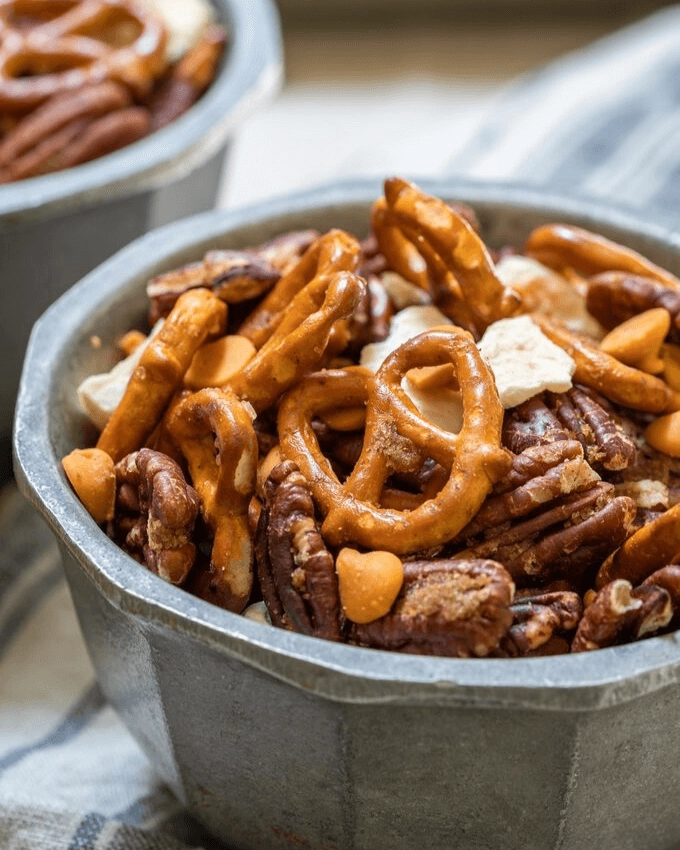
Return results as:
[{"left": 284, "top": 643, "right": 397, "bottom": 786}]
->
[
  {"left": 0, "top": 0, "right": 282, "bottom": 222},
  {"left": 14, "top": 177, "right": 680, "bottom": 710}
]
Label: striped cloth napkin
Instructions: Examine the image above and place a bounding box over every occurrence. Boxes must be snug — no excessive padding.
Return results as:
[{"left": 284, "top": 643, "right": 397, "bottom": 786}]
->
[
  {"left": 447, "top": 4, "right": 680, "bottom": 222},
  {"left": 4, "top": 7, "right": 680, "bottom": 848}
]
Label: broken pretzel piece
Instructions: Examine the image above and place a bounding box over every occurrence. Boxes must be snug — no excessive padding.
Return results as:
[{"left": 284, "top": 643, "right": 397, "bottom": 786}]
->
[
  {"left": 167, "top": 387, "right": 258, "bottom": 613},
  {"left": 525, "top": 224, "right": 680, "bottom": 292},
  {"left": 97, "top": 288, "right": 226, "bottom": 462}
]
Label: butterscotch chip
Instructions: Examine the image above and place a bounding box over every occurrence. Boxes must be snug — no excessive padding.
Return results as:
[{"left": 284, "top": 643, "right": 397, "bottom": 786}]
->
[
  {"left": 662, "top": 343, "right": 680, "bottom": 391},
  {"left": 336, "top": 548, "right": 404, "bottom": 624},
  {"left": 600, "top": 308, "right": 670, "bottom": 366},
  {"left": 184, "top": 335, "right": 256, "bottom": 390},
  {"left": 117, "top": 330, "right": 147, "bottom": 357},
  {"left": 645, "top": 411, "right": 680, "bottom": 458},
  {"left": 62, "top": 448, "right": 116, "bottom": 524},
  {"left": 318, "top": 406, "right": 366, "bottom": 432}
]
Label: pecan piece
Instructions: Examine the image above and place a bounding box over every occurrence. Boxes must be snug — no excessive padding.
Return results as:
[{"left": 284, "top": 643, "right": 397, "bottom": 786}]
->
[
  {"left": 350, "top": 559, "right": 514, "bottom": 657},
  {"left": 501, "top": 591, "right": 583, "bottom": 656},
  {"left": 503, "top": 397, "right": 571, "bottom": 454},
  {"left": 642, "top": 565, "right": 680, "bottom": 626},
  {"left": 150, "top": 25, "right": 227, "bottom": 130},
  {"left": 571, "top": 579, "right": 672, "bottom": 651},
  {"left": 571, "top": 580, "right": 641, "bottom": 652},
  {"left": 587, "top": 272, "right": 680, "bottom": 341},
  {"left": 453, "top": 482, "right": 636, "bottom": 587},
  {"left": 596, "top": 503, "right": 680, "bottom": 588},
  {"left": 346, "top": 276, "right": 394, "bottom": 355},
  {"left": 257, "top": 461, "right": 342, "bottom": 641},
  {"left": 147, "top": 231, "right": 319, "bottom": 324},
  {"left": 114, "top": 448, "right": 200, "bottom": 585}
]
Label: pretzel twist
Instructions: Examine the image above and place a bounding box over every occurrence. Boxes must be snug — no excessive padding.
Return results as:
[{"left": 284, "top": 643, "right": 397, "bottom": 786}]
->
[
  {"left": 97, "top": 288, "right": 226, "bottom": 462},
  {"left": 372, "top": 177, "right": 522, "bottom": 335},
  {"left": 278, "top": 328, "right": 511, "bottom": 555},
  {"left": 0, "top": 0, "right": 167, "bottom": 112},
  {"left": 237, "top": 229, "right": 361, "bottom": 349},
  {"left": 228, "top": 270, "right": 366, "bottom": 414}
]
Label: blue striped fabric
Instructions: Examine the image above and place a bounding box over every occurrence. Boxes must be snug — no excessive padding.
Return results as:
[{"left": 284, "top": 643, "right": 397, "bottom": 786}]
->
[
  {"left": 0, "top": 488, "right": 230, "bottom": 849},
  {"left": 447, "top": 5, "right": 680, "bottom": 224}
]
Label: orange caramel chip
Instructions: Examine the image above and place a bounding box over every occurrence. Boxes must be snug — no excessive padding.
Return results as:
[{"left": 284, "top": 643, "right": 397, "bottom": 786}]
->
[
  {"left": 184, "top": 335, "right": 256, "bottom": 390},
  {"left": 318, "top": 406, "right": 366, "bottom": 432},
  {"left": 599, "top": 308, "right": 670, "bottom": 367},
  {"left": 62, "top": 447, "right": 116, "bottom": 524},
  {"left": 645, "top": 411, "right": 680, "bottom": 458},
  {"left": 336, "top": 547, "right": 404, "bottom": 624},
  {"left": 117, "top": 329, "right": 147, "bottom": 357},
  {"left": 662, "top": 343, "right": 680, "bottom": 391}
]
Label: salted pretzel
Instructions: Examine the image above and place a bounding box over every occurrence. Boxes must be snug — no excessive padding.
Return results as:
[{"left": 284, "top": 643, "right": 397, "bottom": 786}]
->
[
  {"left": 0, "top": 0, "right": 167, "bottom": 113},
  {"left": 166, "top": 387, "right": 258, "bottom": 613},
  {"left": 535, "top": 316, "right": 680, "bottom": 414},
  {"left": 525, "top": 223, "right": 680, "bottom": 291},
  {"left": 237, "top": 229, "right": 361, "bottom": 349},
  {"left": 229, "top": 271, "right": 366, "bottom": 414},
  {"left": 278, "top": 327, "right": 512, "bottom": 555},
  {"left": 97, "top": 288, "right": 226, "bottom": 462},
  {"left": 371, "top": 177, "right": 522, "bottom": 336}
]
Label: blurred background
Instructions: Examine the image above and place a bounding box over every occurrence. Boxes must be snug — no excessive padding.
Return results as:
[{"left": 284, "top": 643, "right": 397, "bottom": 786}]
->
[{"left": 223, "top": 0, "right": 680, "bottom": 214}]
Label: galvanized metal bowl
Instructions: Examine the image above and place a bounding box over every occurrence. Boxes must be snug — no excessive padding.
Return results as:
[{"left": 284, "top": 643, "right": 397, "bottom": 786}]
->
[
  {"left": 0, "top": 0, "right": 282, "bottom": 454},
  {"left": 13, "top": 180, "right": 680, "bottom": 850}
]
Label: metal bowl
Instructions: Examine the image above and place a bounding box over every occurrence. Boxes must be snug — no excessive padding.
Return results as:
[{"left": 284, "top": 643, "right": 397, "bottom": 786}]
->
[
  {"left": 0, "top": 0, "right": 282, "bottom": 453},
  {"left": 13, "top": 179, "right": 680, "bottom": 850}
]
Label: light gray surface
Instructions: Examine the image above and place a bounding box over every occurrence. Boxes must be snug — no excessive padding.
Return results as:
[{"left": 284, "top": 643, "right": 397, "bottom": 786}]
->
[
  {"left": 0, "top": 0, "right": 282, "bottom": 444},
  {"left": 14, "top": 180, "right": 680, "bottom": 849}
]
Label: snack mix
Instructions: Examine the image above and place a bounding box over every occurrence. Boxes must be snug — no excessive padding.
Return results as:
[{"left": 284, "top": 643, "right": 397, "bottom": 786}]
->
[
  {"left": 0, "top": 0, "right": 225, "bottom": 182},
  {"left": 63, "top": 178, "right": 680, "bottom": 657}
]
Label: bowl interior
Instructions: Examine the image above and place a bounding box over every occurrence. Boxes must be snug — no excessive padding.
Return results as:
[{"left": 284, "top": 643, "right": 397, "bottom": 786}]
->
[{"left": 17, "top": 179, "right": 680, "bottom": 706}]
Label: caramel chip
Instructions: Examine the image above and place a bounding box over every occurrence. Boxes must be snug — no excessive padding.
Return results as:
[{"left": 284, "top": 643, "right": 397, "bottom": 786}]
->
[
  {"left": 184, "top": 335, "right": 256, "bottom": 390},
  {"left": 645, "top": 411, "right": 680, "bottom": 458},
  {"left": 599, "top": 308, "right": 670, "bottom": 367},
  {"left": 62, "top": 448, "right": 116, "bottom": 524},
  {"left": 336, "top": 547, "right": 404, "bottom": 624}
]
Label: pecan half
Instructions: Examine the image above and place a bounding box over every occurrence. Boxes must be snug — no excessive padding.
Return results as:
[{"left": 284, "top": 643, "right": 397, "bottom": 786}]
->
[
  {"left": 503, "top": 387, "right": 635, "bottom": 472},
  {"left": 147, "top": 251, "right": 281, "bottom": 324},
  {"left": 147, "top": 231, "right": 319, "bottom": 324},
  {"left": 587, "top": 272, "right": 680, "bottom": 341},
  {"left": 257, "top": 461, "right": 342, "bottom": 640},
  {"left": 350, "top": 559, "right": 514, "bottom": 657},
  {"left": 453, "top": 482, "right": 636, "bottom": 588},
  {"left": 114, "top": 448, "right": 200, "bottom": 585}
]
